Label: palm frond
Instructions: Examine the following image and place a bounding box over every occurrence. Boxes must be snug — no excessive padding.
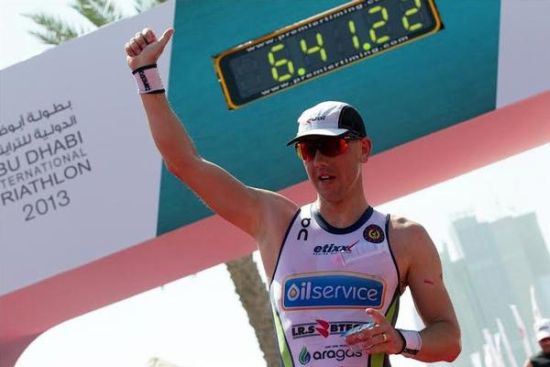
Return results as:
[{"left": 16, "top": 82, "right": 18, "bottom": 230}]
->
[
  {"left": 23, "top": 13, "right": 83, "bottom": 45},
  {"left": 134, "top": 0, "right": 168, "bottom": 14},
  {"left": 70, "top": 0, "right": 123, "bottom": 27}
]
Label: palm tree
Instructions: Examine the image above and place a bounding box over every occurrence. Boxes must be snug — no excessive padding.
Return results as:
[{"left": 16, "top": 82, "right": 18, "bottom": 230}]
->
[
  {"left": 226, "top": 254, "right": 279, "bottom": 366},
  {"left": 24, "top": 0, "right": 167, "bottom": 45},
  {"left": 25, "top": 2, "right": 279, "bottom": 366}
]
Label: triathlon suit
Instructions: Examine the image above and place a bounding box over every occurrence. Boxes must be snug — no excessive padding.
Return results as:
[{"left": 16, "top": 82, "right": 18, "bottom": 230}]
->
[
  {"left": 270, "top": 203, "right": 401, "bottom": 367},
  {"left": 530, "top": 352, "right": 550, "bottom": 367}
]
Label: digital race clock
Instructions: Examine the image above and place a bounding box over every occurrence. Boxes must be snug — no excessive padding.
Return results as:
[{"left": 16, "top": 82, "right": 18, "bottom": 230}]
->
[{"left": 213, "top": 0, "right": 443, "bottom": 109}]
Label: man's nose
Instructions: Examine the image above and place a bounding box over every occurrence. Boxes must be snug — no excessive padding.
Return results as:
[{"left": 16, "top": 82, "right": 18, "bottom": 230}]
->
[{"left": 312, "top": 148, "right": 328, "bottom": 166}]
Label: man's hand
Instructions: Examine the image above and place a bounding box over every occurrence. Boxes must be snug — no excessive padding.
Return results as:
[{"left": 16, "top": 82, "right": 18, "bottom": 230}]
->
[
  {"left": 125, "top": 28, "right": 174, "bottom": 71},
  {"left": 345, "top": 308, "right": 405, "bottom": 355}
]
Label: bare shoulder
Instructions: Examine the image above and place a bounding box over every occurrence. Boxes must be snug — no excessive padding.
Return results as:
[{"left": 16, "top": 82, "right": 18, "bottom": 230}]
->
[
  {"left": 388, "top": 214, "right": 432, "bottom": 250},
  {"left": 388, "top": 214, "right": 441, "bottom": 286}
]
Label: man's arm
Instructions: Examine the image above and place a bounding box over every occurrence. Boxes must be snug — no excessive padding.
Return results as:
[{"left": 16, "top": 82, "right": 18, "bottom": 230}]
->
[
  {"left": 401, "top": 222, "right": 461, "bottom": 361},
  {"left": 344, "top": 219, "right": 461, "bottom": 361},
  {"left": 125, "top": 28, "right": 296, "bottom": 238}
]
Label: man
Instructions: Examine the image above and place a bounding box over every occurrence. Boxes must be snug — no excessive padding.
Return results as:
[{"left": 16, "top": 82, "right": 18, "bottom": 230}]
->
[
  {"left": 525, "top": 319, "right": 550, "bottom": 367},
  {"left": 125, "top": 28, "right": 461, "bottom": 365}
]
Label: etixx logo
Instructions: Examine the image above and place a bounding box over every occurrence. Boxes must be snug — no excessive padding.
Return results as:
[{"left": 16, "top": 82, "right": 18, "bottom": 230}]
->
[{"left": 313, "top": 239, "right": 359, "bottom": 255}]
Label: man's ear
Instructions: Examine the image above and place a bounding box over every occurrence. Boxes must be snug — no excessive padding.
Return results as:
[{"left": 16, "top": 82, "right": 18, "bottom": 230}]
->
[{"left": 360, "top": 137, "right": 372, "bottom": 163}]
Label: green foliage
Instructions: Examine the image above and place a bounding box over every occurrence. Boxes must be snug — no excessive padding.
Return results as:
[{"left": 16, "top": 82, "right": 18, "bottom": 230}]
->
[
  {"left": 134, "top": 0, "right": 168, "bottom": 14},
  {"left": 23, "top": 13, "right": 83, "bottom": 45},
  {"left": 25, "top": 0, "right": 166, "bottom": 45},
  {"left": 70, "top": 0, "right": 124, "bottom": 27}
]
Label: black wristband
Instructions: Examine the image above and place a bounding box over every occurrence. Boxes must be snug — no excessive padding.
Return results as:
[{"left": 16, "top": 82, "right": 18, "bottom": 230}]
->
[
  {"left": 131, "top": 63, "right": 158, "bottom": 75},
  {"left": 132, "top": 64, "right": 164, "bottom": 94}
]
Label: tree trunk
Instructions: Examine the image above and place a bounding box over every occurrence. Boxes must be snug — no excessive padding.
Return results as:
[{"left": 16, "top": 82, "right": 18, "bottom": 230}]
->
[{"left": 226, "top": 254, "right": 279, "bottom": 367}]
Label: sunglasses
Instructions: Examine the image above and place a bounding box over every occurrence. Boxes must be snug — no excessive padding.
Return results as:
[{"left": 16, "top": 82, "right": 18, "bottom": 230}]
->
[{"left": 295, "top": 136, "right": 360, "bottom": 161}]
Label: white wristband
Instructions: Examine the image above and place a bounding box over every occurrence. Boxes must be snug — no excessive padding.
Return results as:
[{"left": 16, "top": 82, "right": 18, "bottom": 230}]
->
[
  {"left": 397, "top": 329, "right": 422, "bottom": 358},
  {"left": 132, "top": 64, "right": 165, "bottom": 94}
]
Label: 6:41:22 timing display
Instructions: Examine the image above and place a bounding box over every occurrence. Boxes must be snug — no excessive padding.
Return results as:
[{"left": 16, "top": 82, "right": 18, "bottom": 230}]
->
[{"left": 213, "top": 0, "right": 443, "bottom": 109}]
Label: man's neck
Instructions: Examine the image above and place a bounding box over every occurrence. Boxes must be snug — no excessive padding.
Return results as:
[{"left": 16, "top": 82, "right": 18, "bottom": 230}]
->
[{"left": 315, "top": 195, "right": 369, "bottom": 229}]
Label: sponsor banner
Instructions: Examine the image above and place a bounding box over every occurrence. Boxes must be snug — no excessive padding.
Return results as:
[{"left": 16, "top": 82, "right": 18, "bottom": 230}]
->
[
  {"left": 298, "top": 345, "right": 363, "bottom": 365},
  {"left": 283, "top": 272, "right": 385, "bottom": 310},
  {"left": 291, "top": 319, "right": 371, "bottom": 339},
  {"left": 0, "top": 3, "right": 175, "bottom": 296}
]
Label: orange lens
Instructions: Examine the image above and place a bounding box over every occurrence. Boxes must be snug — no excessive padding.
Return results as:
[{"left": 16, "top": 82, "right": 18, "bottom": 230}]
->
[{"left": 295, "top": 137, "right": 350, "bottom": 161}]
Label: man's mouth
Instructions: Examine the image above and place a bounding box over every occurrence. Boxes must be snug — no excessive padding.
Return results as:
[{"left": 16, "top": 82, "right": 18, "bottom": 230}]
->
[{"left": 319, "top": 175, "right": 335, "bottom": 181}]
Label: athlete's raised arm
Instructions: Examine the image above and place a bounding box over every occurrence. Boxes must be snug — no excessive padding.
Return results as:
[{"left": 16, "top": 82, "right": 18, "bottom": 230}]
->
[{"left": 125, "top": 28, "right": 297, "bottom": 239}]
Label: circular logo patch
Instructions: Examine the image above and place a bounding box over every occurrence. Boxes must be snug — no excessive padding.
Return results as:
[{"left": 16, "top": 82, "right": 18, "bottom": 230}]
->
[{"left": 364, "top": 224, "right": 384, "bottom": 243}]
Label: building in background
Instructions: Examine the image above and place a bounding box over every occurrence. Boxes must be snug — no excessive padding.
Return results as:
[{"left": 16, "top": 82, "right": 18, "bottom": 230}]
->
[{"left": 440, "top": 212, "right": 550, "bottom": 366}]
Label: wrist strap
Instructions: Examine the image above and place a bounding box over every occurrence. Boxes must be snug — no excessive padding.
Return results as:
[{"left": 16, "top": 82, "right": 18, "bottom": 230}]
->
[
  {"left": 396, "top": 329, "right": 422, "bottom": 358},
  {"left": 132, "top": 64, "right": 165, "bottom": 94}
]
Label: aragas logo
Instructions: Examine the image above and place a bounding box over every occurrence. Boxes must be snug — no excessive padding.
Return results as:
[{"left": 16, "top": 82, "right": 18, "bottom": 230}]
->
[
  {"left": 299, "top": 346, "right": 311, "bottom": 365},
  {"left": 298, "top": 346, "right": 362, "bottom": 365}
]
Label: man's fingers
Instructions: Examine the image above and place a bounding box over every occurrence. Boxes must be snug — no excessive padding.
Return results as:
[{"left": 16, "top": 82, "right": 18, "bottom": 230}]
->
[
  {"left": 366, "top": 308, "right": 386, "bottom": 325},
  {"left": 129, "top": 40, "right": 142, "bottom": 55},
  {"left": 143, "top": 28, "right": 156, "bottom": 43},
  {"left": 125, "top": 42, "right": 137, "bottom": 57},
  {"left": 133, "top": 32, "right": 147, "bottom": 49},
  {"left": 125, "top": 27, "right": 170, "bottom": 70},
  {"left": 158, "top": 28, "right": 174, "bottom": 48}
]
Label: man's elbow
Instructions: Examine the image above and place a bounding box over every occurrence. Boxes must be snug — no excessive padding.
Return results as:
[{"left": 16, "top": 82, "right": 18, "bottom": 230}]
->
[
  {"left": 163, "top": 155, "right": 200, "bottom": 181},
  {"left": 443, "top": 336, "right": 461, "bottom": 362}
]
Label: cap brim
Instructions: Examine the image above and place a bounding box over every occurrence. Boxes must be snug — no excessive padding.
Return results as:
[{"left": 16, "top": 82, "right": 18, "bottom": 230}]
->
[
  {"left": 537, "top": 330, "right": 550, "bottom": 341},
  {"left": 286, "top": 128, "right": 349, "bottom": 145}
]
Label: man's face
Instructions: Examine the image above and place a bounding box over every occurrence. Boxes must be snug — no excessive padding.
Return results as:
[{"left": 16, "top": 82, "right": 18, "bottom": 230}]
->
[
  {"left": 540, "top": 337, "right": 550, "bottom": 353},
  {"left": 295, "top": 136, "right": 371, "bottom": 202}
]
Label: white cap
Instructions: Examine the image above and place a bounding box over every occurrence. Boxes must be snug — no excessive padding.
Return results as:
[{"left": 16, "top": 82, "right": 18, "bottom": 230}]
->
[
  {"left": 536, "top": 318, "right": 550, "bottom": 342},
  {"left": 287, "top": 101, "right": 367, "bottom": 145}
]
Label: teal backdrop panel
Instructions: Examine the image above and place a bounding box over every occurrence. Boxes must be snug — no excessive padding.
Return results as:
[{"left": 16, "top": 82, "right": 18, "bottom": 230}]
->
[{"left": 159, "top": 0, "right": 500, "bottom": 235}]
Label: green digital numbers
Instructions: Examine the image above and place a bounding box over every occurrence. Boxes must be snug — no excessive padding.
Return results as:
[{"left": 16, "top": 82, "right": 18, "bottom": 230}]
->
[
  {"left": 265, "top": 1, "right": 430, "bottom": 83},
  {"left": 402, "top": 0, "right": 423, "bottom": 31},
  {"left": 300, "top": 33, "right": 328, "bottom": 62},
  {"left": 217, "top": 0, "right": 442, "bottom": 107},
  {"left": 269, "top": 33, "right": 328, "bottom": 82},
  {"left": 369, "top": 6, "right": 390, "bottom": 44},
  {"left": 268, "top": 44, "right": 295, "bottom": 82},
  {"left": 348, "top": 20, "right": 371, "bottom": 51}
]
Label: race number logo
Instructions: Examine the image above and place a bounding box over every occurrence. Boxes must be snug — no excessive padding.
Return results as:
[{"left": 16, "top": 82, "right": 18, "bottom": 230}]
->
[{"left": 363, "top": 224, "right": 384, "bottom": 243}]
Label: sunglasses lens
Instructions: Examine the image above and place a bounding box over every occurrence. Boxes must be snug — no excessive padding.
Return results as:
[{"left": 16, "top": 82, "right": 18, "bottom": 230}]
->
[
  {"left": 319, "top": 138, "right": 348, "bottom": 157},
  {"left": 296, "top": 138, "right": 350, "bottom": 161},
  {"left": 296, "top": 142, "right": 315, "bottom": 161}
]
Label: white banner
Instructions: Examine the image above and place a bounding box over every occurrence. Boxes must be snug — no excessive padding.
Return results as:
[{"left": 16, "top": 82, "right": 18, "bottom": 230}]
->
[{"left": 0, "top": 2, "right": 175, "bottom": 296}]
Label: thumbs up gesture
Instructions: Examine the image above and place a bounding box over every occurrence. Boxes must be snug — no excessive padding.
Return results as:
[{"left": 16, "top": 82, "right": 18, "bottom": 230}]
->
[{"left": 125, "top": 28, "right": 174, "bottom": 70}]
